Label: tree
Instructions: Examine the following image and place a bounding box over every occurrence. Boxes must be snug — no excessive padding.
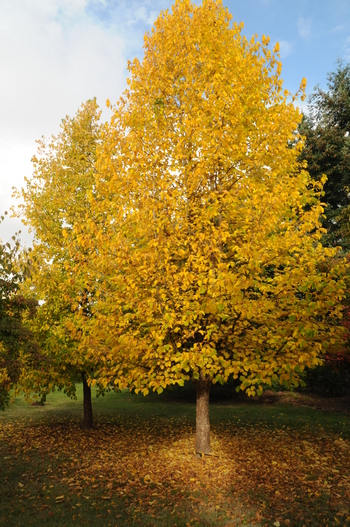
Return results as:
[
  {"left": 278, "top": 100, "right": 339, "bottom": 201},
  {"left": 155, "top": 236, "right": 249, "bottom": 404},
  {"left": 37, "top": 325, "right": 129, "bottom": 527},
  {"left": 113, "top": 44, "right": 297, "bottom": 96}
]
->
[
  {"left": 299, "top": 62, "right": 350, "bottom": 394},
  {"left": 0, "top": 215, "right": 37, "bottom": 410},
  {"left": 14, "top": 99, "right": 105, "bottom": 429},
  {"left": 74, "top": 0, "right": 347, "bottom": 453},
  {"left": 299, "top": 60, "right": 350, "bottom": 248}
]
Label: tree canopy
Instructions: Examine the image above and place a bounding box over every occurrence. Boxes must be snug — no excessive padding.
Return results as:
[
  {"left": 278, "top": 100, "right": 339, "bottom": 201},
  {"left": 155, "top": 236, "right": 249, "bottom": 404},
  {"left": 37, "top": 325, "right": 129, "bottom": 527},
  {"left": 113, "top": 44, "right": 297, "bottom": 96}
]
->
[
  {"left": 62, "top": 0, "right": 348, "bottom": 452},
  {"left": 15, "top": 99, "right": 105, "bottom": 428}
]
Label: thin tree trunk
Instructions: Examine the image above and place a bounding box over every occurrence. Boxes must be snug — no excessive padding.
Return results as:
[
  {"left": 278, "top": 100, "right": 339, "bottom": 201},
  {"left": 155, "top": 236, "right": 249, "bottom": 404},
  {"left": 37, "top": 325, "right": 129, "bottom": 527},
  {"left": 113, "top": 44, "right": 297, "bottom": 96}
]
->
[
  {"left": 195, "top": 377, "right": 211, "bottom": 455},
  {"left": 81, "top": 371, "right": 93, "bottom": 429}
]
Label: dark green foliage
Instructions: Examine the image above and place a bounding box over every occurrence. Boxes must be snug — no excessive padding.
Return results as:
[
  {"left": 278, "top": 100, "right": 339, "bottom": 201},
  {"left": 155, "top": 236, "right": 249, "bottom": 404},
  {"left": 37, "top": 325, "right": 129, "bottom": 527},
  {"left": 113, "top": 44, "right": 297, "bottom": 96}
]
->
[
  {"left": 303, "top": 365, "right": 345, "bottom": 397},
  {"left": 299, "top": 60, "right": 350, "bottom": 248},
  {"left": 0, "top": 214, "right": 37, "bottom": 410},
  {"left": 302, "top": 353, "right": 350, "bottom": 397}
]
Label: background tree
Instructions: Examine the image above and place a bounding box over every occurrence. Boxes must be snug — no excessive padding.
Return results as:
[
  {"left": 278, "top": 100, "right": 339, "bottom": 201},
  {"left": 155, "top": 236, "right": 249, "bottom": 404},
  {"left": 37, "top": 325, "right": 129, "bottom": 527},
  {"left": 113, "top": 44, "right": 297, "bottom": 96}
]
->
[
  {"left": 0, "top": 215, "right": 37, "bottom": 410},
  {"left": 74, "top": 0, "right": 348, "bottom": 454},
  {"left": 299, "top": 62, "right": 350, "bottom": 396},
  {"left": 299, "top": 60, "right": 350, "bottom": 248},
  {"left": 15, "top": 99, "right": 105, "bottom": 429}
]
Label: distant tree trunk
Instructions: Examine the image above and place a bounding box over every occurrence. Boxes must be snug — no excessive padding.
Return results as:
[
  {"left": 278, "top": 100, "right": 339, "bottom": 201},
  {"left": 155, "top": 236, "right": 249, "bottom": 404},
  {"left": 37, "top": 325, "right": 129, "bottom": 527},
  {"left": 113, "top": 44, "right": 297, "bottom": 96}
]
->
[
  {"left": 195, "top": 376, "right": 211, "bottom": 455},
  {"left": 81, "top": 371, "right": 93, "bottom": 429}
]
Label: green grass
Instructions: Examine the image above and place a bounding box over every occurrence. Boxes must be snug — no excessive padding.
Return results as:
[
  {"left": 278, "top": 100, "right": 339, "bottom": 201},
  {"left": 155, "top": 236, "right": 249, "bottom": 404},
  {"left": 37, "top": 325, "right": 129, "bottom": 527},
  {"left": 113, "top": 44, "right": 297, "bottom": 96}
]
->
[
  {"left": 2, "top": 383, "right": 350, "bottom": 436},
  {"left": 1, "top": 385, "right": 350, "bottom": 527}
]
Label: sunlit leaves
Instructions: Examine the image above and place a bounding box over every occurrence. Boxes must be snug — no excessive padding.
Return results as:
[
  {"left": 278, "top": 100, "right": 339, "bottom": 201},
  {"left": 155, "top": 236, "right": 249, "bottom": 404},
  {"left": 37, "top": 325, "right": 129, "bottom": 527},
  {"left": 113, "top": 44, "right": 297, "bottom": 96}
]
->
[
  {"left": 72, "top": 0, "right": 348, "bottom": 398},
  {"left": 14, "top": 99, "right": 105, "bottom": 398}
]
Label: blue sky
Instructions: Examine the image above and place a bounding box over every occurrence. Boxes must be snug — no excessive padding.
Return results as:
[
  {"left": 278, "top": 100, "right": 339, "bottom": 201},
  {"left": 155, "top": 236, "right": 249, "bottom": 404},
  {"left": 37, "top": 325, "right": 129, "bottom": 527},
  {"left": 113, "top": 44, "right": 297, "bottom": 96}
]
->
[
  {"left": 1, "top": 0, "right": 350, "bottom": 244},
  {"left": 223, "top": 0, "right": 350, "bottom": 96},
  {"left": 85, "top": 0, "right": 350, "bottom": 95}
]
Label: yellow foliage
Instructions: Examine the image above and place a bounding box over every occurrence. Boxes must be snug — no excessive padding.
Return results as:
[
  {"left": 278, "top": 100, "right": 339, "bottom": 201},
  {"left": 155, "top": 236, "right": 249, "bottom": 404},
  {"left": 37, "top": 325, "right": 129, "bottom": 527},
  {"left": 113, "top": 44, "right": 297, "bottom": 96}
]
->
[
  {"left": 0, "top": 367, "right": 9, "bottom": 385},
  {"left": 67, "top": 0, "right": 348, "bottom": 396},
  {"left": 14, "top": 99, "right": 105, "bottom": 394}
]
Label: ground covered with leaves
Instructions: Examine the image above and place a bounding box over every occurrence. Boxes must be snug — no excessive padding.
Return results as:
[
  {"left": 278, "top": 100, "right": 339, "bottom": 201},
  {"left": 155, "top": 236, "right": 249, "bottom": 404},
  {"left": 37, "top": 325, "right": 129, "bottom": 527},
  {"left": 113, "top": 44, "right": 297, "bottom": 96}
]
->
[{"left": 1, "top": 389, "right": 350, "bottom": 526}]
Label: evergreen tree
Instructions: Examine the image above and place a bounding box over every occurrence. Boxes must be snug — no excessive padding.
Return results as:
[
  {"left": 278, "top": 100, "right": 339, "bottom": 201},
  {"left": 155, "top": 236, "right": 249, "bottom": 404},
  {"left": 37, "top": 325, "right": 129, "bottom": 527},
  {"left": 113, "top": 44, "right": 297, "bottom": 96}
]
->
[{"left": 299, "top": 60, "right": 350, "bottom": 248}]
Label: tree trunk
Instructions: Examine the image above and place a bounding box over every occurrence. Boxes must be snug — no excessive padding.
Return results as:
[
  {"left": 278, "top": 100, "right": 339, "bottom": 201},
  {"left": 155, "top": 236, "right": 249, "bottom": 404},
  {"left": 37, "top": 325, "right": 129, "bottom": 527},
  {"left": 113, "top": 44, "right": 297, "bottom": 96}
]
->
[
  {"left": 81, "top": 372, "right": 93, "bottom": 429},
  {"left": 195, "top": 377, "right": 211, "bottom": 455}
]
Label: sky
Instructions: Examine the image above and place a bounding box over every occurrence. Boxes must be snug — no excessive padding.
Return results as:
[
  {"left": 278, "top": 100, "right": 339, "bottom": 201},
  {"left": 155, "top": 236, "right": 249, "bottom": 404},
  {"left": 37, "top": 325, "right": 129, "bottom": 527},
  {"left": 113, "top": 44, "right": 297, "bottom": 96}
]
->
[{"left": 1, "top": 0, "right": 350, "bottom": 246}]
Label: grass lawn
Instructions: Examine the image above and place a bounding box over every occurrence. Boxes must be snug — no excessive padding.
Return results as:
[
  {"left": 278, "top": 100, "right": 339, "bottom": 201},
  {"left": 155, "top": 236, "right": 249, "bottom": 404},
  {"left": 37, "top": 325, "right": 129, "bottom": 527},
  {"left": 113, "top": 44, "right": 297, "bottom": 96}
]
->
[{"left": 1, "top": 385, "right": 350, "bottom": 527}]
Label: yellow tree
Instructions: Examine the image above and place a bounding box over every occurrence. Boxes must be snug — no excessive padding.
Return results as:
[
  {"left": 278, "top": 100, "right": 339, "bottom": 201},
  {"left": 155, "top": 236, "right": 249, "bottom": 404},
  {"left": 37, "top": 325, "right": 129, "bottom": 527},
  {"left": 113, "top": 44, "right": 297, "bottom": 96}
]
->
[
  {"left": 76, "top": 0, "right": 347, "bottom": 452},
  {"left": 14, "top": 99, "right": 104, "bottom": 429}
]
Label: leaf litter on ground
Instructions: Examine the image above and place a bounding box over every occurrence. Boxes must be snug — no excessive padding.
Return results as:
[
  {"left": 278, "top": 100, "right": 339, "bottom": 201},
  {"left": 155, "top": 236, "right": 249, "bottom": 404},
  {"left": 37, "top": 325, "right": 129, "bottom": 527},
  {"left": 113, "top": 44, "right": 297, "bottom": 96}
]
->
[{"left": 1, "top": 413, "right": 350, "bottom": 526}]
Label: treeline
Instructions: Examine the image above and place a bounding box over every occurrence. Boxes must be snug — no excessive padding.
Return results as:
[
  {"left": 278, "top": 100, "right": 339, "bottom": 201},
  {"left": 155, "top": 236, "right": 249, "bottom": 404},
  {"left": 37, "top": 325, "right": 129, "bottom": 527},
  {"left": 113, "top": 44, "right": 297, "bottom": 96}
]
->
[{"left": 1, "top": 0, "right": 350, "bottom": 452}]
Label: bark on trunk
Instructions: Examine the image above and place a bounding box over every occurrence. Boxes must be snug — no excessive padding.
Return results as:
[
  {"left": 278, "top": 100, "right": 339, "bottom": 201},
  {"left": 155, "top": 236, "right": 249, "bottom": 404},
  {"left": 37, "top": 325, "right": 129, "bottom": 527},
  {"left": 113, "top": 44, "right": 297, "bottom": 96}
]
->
[
  {"left": 195, "top": 378, "right": 211, "bottom": 455},
  {"left": 81, "top": 372, "right": 93, "bottom": 429}
]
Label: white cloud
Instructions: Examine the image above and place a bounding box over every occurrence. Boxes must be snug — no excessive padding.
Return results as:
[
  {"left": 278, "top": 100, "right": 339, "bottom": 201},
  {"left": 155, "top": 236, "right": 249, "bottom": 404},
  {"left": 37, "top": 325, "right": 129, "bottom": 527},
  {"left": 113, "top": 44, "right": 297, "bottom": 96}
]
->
[
  {"left": 279, "top": 40, "right": 294, "bottom": 58},
  {"left": 0, "top": 0, "right": 127, "bottom": 244},
  {"left": 0, "top": 140, "right": 35, "bottom": 245},
  {"left": 0, "top": 0, "right": 126, "bottom": 142},
  {"left": 297, "top": 17, "right": 312, "bottom": 38}
]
